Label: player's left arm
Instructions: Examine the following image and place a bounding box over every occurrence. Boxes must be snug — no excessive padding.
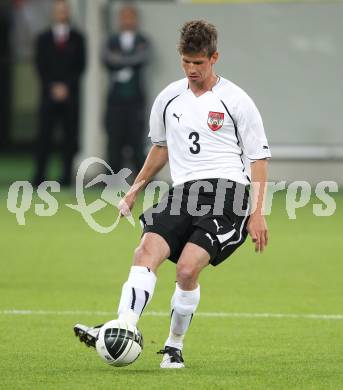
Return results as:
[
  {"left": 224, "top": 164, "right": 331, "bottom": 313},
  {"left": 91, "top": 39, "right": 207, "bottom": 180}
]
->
[
  {"left": 247, "top": 159, "right": 269, "bottom": 253},
  {"left": 235, "top": 92, "right": 271, "bottom": 253}
]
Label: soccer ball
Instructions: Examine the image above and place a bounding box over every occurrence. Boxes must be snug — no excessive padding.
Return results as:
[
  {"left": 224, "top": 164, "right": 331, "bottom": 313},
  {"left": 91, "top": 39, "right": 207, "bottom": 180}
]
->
[{"left": 95, "top": 319, "right": 143, "bottom": 366}]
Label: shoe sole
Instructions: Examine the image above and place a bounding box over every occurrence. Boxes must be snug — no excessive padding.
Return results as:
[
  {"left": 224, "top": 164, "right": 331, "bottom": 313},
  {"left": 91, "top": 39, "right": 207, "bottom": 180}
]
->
[
  {"left": 74, "top": 326, "right": 96, "bottom": 348},
  {"left": 160, "top": 364, "right": 185, "bottom": 369},
  {"left": 160, "top": 354, "right": 185, "bottom": 369}
]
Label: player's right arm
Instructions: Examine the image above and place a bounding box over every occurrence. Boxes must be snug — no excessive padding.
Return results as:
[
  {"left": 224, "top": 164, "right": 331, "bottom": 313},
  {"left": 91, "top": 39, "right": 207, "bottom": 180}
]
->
[
  {"left": 119, "top": 145, "right": 168, "bottom": 215},
  {"left": 120, "top": 88, "right": 170, "bottom": 215}
]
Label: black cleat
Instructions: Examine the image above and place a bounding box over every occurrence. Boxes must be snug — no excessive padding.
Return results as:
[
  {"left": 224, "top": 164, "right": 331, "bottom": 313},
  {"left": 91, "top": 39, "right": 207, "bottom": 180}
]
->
[
  {"left": 157, "top": 346, "right": 185, "bottom": 368},
  {"left": 73, "top": 323, "right": 103, "bottom": 348}
]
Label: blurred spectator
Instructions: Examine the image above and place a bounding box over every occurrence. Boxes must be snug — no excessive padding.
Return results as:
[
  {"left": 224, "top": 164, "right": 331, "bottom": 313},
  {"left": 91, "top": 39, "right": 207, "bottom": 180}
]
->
[
  {"left": 102, "top": 4, "right": 151, "bottom": 174},
  {"left": 32, "top": 0, "right": 86, "bottom": 186}
]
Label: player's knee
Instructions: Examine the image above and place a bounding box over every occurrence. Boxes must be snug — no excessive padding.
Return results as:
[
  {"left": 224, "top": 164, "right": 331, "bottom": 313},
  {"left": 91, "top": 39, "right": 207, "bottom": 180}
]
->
[
  {"left": 176, "top": 262, "right": 200, "bottom": 285},
  {"left": 133, "top": 243, "right": 152, "bottom": 264},
  {"left": 133, "top": 243, "right": 161, "bottom": 271}
]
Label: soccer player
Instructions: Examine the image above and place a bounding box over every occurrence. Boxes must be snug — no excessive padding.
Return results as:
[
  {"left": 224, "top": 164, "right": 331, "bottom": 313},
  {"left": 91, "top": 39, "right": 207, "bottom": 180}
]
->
[{"left": 74, "top": 20, "right": 271, "bottom": 369}]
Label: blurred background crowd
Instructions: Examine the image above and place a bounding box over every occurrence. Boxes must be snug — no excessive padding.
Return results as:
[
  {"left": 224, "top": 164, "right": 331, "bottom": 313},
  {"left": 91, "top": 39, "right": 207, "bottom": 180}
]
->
[{"left": 0, "top": 0, "right": 342, "bottom": 187}]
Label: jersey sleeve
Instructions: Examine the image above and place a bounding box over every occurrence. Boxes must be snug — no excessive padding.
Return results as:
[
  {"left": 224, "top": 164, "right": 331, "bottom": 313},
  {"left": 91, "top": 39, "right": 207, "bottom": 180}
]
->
[
  {"left": 148, "top": 93, "right": 167, "bottom": 146},
  {"left": 236, "top": 94, "right": 271, "bottom": 161}
]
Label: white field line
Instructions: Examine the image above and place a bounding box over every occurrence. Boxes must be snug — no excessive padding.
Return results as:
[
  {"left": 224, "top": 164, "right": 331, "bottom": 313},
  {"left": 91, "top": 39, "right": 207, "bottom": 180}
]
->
[{"left": 0, "top": 310, "right": 343, "bottom": 321}]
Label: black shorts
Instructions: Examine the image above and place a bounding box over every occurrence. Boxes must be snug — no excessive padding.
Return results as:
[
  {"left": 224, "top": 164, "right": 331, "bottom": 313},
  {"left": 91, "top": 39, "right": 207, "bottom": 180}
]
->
[{"left": 139, "top": 179, "right": 250, "bottom": 266}]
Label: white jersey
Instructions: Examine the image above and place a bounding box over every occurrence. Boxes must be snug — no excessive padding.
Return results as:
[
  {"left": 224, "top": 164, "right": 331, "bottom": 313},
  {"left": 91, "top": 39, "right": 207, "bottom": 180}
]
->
[{"left": 149, "top": 77, "right": 271, "bottom": 186}]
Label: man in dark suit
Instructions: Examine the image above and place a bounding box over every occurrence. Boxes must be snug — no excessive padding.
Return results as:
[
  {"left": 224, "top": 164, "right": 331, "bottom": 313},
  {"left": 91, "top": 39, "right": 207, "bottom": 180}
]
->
[
  {"left": 33, "top": 0, "right": 86, "bottom": 186},
  {"left": 102, "top": 5, "right": 151, "bottom": 175}
]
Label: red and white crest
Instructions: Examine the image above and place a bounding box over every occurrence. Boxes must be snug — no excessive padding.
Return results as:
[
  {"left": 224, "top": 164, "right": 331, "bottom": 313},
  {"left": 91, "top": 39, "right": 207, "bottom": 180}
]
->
[{"left": 207, "top": 111, "right": 224, "bottom": 131}]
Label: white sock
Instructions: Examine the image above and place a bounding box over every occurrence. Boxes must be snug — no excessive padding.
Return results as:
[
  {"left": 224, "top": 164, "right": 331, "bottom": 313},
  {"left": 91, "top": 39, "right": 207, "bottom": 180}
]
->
[
  {"left": 117, "top": 266, "right": 157, "bottom": 326},
  {"left": 164, "top": 283, "right": 200, "bottom": 350}
]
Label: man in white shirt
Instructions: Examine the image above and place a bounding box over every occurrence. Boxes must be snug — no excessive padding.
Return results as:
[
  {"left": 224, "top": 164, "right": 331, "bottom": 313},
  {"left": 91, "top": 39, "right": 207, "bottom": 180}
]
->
[
  {"left": 75, "top": 20, "right": 270, "bottom": 369},
  {"left": 102, "top": 5, "right": 151, "bottom": 175}
]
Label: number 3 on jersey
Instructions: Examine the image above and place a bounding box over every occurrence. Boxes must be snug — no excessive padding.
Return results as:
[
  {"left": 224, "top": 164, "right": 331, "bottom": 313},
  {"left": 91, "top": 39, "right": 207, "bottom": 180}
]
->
[{"left": 189, "top": 132, "right": 200, "bottom": 154}]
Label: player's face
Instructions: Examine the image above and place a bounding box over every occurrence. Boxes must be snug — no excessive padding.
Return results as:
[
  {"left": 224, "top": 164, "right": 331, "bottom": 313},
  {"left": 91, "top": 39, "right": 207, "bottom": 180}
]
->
[{"left": 181, "top": 52, "right": 218, "bottom": 85}]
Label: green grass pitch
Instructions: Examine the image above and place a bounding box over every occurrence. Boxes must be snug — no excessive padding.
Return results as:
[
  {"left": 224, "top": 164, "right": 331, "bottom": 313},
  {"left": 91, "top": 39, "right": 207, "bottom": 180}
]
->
[{"left": 0, "top": 187, "right": 342, "bottom": 389}]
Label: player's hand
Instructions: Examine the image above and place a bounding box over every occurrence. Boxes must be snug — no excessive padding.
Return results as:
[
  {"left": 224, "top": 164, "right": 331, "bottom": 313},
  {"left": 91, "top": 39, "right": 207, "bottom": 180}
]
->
[
  {"left": 118, "top": 180, "right": 145, "bottom": 218},
  {"left": 247, "top": 213, "right": 268, "bottom": 253},
  {"left": 118, "top": 192, "right": 136, "bottom": 218}
]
